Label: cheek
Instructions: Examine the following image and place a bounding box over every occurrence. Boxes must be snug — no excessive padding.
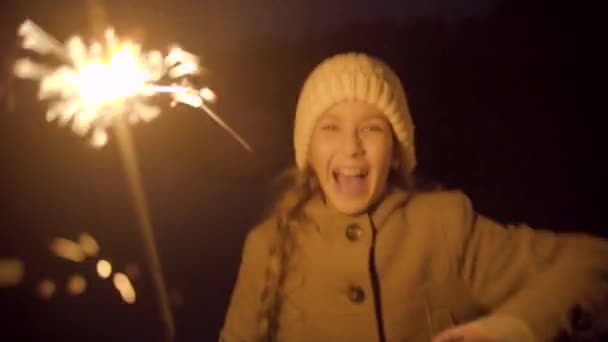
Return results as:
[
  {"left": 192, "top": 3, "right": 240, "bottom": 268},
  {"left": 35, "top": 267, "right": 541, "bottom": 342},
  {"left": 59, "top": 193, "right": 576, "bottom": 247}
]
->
[
  {"left": 367, "top": 138, "right": 395, "bottom": 172},
  {"left": 308, "top": 136, "right": 332, "bottom": 172}
]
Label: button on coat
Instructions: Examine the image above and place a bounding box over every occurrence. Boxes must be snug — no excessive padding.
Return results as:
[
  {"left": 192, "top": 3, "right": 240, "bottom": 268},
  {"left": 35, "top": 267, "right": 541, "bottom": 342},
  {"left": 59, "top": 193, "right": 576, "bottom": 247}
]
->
[{"left": 346, "top": 223, "right": 364, "bottom": 241}]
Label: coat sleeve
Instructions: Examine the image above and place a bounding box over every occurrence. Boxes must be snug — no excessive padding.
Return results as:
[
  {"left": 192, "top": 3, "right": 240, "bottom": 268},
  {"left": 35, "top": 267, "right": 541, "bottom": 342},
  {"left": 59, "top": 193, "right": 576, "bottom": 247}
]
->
[
  {"left": 451, "top": 192, "right": 608, "bottom": 341},
  {"left": 219, "top": 225, "right": 271, "bottom": 342}
]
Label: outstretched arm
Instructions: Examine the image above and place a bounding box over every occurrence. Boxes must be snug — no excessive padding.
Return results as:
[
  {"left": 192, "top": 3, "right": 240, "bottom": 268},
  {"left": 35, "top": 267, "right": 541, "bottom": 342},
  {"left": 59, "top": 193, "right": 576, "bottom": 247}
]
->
[{"left": 437, "top": 192, "right": 608, "bottom": 341}]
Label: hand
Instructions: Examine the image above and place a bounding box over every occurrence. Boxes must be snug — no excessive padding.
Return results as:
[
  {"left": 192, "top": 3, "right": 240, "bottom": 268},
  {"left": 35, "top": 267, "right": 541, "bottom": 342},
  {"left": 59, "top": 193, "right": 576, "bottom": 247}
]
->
[{"left": 431, "top": 320, "right": 497, "bottom": 342}]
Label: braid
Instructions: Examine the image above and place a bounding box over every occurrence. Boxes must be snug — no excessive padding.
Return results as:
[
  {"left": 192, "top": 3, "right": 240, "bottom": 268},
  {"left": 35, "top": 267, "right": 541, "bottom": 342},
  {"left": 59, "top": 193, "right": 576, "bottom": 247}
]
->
[{"left": 258, "top": 167, "right": 318, "bottom": 341}]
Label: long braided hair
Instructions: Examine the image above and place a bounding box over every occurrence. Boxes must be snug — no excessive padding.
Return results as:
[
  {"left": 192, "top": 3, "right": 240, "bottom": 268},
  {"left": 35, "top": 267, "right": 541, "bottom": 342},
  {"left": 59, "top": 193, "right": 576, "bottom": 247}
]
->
[{"left": 256, "top": 166, "right": 319, "bottom": 341}]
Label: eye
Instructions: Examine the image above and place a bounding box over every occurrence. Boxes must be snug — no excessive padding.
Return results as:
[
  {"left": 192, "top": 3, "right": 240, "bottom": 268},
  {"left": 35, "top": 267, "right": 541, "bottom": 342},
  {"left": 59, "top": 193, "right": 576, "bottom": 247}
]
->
[
  {"left": 362, "top": 124, "right": 384, "bottom": 133},
  {"left": 320, "top": 123, "right": 339, "bottom": 131}
]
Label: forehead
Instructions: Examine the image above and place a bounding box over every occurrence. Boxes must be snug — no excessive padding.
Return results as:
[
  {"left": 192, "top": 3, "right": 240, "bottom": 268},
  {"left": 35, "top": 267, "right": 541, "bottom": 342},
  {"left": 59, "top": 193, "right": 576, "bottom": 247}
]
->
[{"left": 321, "top": 101, "right": 385, "bottom": 122}]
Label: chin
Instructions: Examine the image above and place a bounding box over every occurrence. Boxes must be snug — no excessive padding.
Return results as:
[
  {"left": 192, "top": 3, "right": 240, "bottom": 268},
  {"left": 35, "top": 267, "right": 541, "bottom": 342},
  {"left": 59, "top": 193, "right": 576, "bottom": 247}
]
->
[{"left": 327, "top": 193, "right": 374, "bottom": 216}]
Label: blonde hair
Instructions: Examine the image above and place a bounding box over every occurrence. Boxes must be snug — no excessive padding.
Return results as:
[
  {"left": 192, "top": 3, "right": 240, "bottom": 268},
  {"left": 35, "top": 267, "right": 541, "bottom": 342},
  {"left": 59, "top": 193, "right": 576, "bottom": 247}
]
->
[
  {"left": 257, "top": 166, "right": 319, "bottom": 341},
  {"left": 256, "top": 143, "right": 420, "bottom": 340}
]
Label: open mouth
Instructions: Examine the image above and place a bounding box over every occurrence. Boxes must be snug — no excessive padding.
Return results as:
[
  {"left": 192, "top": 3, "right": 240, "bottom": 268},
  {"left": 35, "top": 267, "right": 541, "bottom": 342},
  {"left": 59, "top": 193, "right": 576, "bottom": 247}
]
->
[{"left": 332, "top": 167, "right": 369, "bottom": 195}]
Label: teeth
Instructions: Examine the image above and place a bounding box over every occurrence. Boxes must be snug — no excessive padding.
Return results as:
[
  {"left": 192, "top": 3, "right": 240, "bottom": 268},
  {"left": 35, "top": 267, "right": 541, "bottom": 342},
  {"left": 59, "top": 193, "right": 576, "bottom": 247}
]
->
[{"left": 338, "top": 168, "right": 366, "bottom": 177}]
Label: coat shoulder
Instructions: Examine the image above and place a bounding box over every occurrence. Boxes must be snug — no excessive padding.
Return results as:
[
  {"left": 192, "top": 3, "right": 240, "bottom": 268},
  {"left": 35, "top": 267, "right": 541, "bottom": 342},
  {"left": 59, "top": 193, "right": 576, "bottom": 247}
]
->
[
  {"left": 245, "top": 216, "right": 279, "bottom": 250},
  {"left": 407, "top": 189, "right": 473, "bottom": 216},
  {"left": 401, "top": 189, "right": 477, "bottom": 243}
]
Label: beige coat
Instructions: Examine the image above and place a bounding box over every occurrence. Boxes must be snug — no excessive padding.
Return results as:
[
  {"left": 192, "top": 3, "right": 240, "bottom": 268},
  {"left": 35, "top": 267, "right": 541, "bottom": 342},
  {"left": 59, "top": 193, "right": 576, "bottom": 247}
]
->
[{"left": 220, "top": 189, "right": 608, "bottom": 341}]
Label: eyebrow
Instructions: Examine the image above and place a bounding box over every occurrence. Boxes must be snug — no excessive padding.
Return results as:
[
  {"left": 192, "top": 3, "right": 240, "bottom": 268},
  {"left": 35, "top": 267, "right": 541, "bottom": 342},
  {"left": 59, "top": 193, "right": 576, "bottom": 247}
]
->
[
  {"left": 363, "top": 114, "right": 387, "bottom": 121},
  {"left": 321, "top": 112, "right": 386, "bottom": 121},
  {"left": 360, "top": 115, "right": 390, "bottom": 127}
]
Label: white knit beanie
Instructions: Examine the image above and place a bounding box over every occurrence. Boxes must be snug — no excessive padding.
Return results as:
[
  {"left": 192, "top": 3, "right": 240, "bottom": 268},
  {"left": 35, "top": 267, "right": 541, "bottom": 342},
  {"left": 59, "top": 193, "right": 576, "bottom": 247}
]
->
[{"left": 294, "top": 52, "right": 416, "bottom": 176}]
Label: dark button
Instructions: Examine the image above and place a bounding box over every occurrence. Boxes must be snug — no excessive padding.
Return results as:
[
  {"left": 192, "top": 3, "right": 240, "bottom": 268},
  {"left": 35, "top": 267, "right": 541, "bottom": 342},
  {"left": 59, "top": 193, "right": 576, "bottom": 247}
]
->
[
  {"left": 346, "top": 223, "right": 363, "bottom": 241},
  {"left": 347, "top": 285, "right": 366, "bottom": 304}
]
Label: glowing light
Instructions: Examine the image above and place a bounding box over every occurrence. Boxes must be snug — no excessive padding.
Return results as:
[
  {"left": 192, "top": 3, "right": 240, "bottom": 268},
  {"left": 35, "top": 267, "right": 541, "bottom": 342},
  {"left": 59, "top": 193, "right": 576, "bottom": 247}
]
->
[
  {"left": 78, "top": 45, "right": 147, "bottom": 104},
  {"left": 50, "top": 238, "right": 85, "bottom": 263},
  {"left": 38, "top": 279, "right": 56, "bottom": 299},
  {"left": 96, "top": 259, "right": 112, "bottom": 279},
  {"left": 67, "top": 274, "right": 87, "bottom": 296},
  {"left": 79, "top": 233, "right": 100, "bottom": 257},
  {"left": 200, "top": 87, "right": 216, "bottom": 102},
  {"left": 15, "top": 20, "right": 251, "bottom": 151},
  {"left": 91, "top": 128, "right": 108, "bottom": 147},
  {"left": 0, "top": 258, "right": 24, "bottom": 287},
  {"left": 113, "top": 272, "right": 136, "bottom": 304}
]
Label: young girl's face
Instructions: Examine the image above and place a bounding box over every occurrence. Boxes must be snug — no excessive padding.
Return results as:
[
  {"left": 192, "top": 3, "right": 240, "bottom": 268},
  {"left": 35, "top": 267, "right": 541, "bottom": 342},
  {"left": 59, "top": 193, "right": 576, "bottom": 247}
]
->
[{"left": 309, "top": 101, "right": 396, "bottom": 215}]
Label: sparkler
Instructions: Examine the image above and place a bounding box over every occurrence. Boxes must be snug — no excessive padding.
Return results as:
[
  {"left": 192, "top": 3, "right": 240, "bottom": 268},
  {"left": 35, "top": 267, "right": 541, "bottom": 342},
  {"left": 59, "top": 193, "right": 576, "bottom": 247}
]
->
[
  {"left": 14, "top": 19, "right": 251, "bottom": 151},
  {"left": 13, "top": 15, "right": 252, "bottom": 341}
]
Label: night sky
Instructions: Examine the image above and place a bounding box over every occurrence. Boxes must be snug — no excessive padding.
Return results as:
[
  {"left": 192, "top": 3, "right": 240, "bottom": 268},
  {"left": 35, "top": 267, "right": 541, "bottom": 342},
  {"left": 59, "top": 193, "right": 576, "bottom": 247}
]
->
[{"left": 0, "top": 0, "right": 604, "bottom": 341}]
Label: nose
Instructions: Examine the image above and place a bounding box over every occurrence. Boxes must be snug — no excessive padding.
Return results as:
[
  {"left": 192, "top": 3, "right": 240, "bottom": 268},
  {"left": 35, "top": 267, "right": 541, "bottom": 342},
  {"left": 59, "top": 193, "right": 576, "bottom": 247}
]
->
[{"left": 341, "top": 130, "right": 364, "bottom": 157}]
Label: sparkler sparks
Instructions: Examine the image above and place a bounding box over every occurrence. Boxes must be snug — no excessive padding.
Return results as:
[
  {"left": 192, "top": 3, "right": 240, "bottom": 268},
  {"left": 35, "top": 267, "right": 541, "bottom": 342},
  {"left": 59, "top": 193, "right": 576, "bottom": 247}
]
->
[{"left": 14, "top": 20, "right": 251, "bottom": 151}]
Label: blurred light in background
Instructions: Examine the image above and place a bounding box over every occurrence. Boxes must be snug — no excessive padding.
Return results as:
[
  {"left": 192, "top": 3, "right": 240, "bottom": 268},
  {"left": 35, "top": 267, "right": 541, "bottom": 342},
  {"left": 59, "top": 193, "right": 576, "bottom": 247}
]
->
[
  {"left": 38, "top": 278, "right": 56, "bottom": 300},
  {"left": 79, "top": 233, "right": 100, "bottom": 257},
  {"left": 113, "top": 272, "right": 136, "bottom": 304},
  {"left": 96, "top": 259, "right": 112, "bottom": 279},
  {"left": 0, "top": 258, "right": 24, "bottom": 287},
  {"left": 67, "top": 274, "right": 87, "bottom": 296},
  {"left": 50, "top": 238, "right": 85, "bottom": 263}
]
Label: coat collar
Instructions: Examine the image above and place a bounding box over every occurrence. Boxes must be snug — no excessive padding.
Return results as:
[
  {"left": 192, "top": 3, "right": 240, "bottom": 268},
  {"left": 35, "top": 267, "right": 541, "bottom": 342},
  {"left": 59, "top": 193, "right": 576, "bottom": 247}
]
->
[{"left": 303, "top": 187, "right": 412, "bottom": 233}]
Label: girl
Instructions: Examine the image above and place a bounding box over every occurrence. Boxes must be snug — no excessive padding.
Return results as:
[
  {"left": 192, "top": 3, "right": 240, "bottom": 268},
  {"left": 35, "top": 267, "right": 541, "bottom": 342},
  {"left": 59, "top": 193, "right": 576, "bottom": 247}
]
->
[{"left": 220, "top": 52, "right": 608, "bottom": 341}]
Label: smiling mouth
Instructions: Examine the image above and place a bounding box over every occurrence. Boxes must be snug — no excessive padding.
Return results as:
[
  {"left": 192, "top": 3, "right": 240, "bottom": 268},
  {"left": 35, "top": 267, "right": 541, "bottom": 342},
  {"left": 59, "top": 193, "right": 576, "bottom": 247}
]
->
[{"left": 332, "top": 167, "right": 369, "bottom": 195}]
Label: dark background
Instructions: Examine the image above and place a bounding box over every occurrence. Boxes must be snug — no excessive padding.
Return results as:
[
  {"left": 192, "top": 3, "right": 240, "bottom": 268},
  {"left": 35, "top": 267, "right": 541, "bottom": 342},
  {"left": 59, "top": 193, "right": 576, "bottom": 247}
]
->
[{"left": 0, "top": 0, "right": 604, "bottom": 341}]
